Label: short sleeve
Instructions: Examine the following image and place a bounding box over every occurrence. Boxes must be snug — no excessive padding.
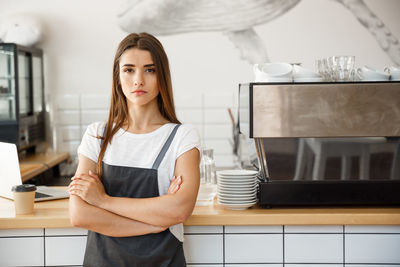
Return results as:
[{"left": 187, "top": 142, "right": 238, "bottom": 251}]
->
[
  {"left": 175, "top": 124, "right": 201, "bottom": 158},
  {"left": 77, "top": 122, "right": 106, "bottom": 163}
]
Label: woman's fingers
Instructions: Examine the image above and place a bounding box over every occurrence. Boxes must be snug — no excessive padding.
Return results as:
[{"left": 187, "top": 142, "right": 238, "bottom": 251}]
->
[
  {"left": 88, "top": 170, "right": 100, "bottom": 180},
  {"left": 168, "top": 175, "right": 182, "bottom": 194},
  {"left": 68, "top": 189, "right": 83, "bottom": 199},
  {"left": 72, "top": 174, "right": 94, "bottom": 182},
  {"left": 72, "top": 172, "right": 99, "bottom": 182},
  {"left": 70, "top": 178, "right": 90, "bottom": 188},
  {"left": 69, "top": 183, "right": 87, "bottom": 190},
  {"left": 168, "top": 176, "right": 176, "bottom": 194},
  {"left": 68, "top": 178, "right": 92, "bottom": 196}
]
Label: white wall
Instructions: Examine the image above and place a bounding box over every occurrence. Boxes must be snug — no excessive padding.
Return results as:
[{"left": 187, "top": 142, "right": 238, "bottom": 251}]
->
[{"left": 1, "top": 0, "right": 399, "bottom": 168}]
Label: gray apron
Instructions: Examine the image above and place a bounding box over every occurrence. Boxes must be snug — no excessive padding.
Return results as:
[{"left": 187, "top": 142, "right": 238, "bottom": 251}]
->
[{"left": 83, "top": 124, "right": 186, "bottom": 267}]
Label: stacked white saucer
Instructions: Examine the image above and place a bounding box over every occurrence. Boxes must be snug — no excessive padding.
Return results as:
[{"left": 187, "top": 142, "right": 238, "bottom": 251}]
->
[
  {"left": 292, "top": 65, "right": 323, "bottom": 82},
  {"left": 216, "top": 169, "right": 258, "bottom": 210},
  {"left": 357, "top": 66, "right": 390, "bottom": 81},
  {"left": 253, "top": 63, "right": 293, "bottom": 83}
]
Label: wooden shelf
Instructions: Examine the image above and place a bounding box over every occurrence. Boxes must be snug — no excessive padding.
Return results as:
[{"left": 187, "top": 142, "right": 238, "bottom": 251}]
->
[{"left": 19, "top": 152, "right": 69, "bottom": 182}]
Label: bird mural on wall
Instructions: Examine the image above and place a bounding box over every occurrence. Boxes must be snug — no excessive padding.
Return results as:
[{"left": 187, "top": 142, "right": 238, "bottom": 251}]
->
[{"left": 117, "top": 0, "right": 400, "bottom": 66}]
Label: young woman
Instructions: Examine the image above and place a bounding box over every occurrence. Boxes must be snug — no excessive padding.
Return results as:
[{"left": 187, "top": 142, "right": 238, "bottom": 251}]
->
[{"left": 68, "top": 32, "right": 200, "bottom": 266}]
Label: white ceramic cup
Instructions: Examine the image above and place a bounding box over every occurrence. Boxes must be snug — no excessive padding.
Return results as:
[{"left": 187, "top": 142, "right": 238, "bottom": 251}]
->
[
  {"left": 253, "top": 63, "right": 293, "bottom": 82},
  {"left": 292, "top": 65, "right": 320, "bottom": 79},
  {"left": 357, "top": 66, "right": 390, "bottom": 81},
  {"left": 385, "top": 66, "right": 400, "bottom": 80}
]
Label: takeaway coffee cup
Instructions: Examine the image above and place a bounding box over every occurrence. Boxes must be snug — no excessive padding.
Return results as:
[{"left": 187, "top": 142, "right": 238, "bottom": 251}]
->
[{"left": 11, "top": 184, "right": 36, "bottom": 215}]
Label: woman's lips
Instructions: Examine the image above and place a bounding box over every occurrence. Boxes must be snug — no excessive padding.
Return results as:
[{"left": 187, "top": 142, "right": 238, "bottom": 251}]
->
[{"left": 132, "top": 90, "right": 146, "bottom": 96}]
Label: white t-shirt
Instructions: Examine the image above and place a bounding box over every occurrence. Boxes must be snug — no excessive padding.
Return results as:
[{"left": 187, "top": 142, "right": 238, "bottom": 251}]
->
[{"left": 77, "top": 122, "right": 201, "bottom": 242}]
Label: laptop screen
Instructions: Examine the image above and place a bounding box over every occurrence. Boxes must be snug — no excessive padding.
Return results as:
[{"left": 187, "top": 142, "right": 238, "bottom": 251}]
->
[{"left": 0, "top": 142, "right": 23, "bottom": 199}]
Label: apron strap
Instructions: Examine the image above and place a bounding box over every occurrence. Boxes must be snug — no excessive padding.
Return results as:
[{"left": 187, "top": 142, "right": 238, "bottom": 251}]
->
[{"left": 152, "top": 124, "right": 181, "bottom": 169}]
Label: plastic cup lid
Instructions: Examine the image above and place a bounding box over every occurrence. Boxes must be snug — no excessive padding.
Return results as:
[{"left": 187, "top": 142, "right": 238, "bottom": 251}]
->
[{"left": 11, "top": 184, "right": 36, "bottom": 192}]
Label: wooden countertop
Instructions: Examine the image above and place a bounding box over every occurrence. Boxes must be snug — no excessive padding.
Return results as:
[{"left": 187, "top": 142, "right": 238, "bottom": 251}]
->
[
  {"left": 1, "top": 187, "right": 399, "bottom": 229},
  {"left": 20, "top": 151, "right": 69, "bottom": 182}
]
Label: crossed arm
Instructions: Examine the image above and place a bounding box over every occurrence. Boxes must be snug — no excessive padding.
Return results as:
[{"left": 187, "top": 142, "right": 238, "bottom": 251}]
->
[{"left": 69, "top": 148, "right": 200, "bottom": 237}]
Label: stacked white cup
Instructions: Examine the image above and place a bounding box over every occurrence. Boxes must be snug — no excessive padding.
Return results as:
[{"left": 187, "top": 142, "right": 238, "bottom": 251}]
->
[
  {"left": 253, "top": 63, "right": 292, "bottom": 82},
  {"left": 292, "top": 65, "right": 323, "bottom": 82},
  {"left": 357, "top": 66, "right": 390, "bottom": 81},
  {"left": 385, "top": 66, "right": 400, "bottom": 81}
]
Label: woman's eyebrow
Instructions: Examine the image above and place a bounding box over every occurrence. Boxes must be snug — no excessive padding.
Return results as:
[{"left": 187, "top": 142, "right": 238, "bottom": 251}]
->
[{"left": 121, "top": 63, "right": 155, "bottom": 67}]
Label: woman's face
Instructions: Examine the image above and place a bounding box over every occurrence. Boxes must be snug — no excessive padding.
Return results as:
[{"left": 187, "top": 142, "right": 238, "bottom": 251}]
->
[{"left": 119, "top": 48, "right": 159, "bottom": 107}]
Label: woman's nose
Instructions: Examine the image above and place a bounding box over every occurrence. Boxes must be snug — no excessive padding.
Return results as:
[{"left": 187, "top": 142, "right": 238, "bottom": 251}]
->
[{"left": 133, "top": 72, "right": 144, "bottom": 86}]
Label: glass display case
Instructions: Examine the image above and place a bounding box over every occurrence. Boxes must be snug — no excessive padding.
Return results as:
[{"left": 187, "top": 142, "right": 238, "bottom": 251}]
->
[{"left": 0, "top": 43, "right": 45, "bottom": 151}]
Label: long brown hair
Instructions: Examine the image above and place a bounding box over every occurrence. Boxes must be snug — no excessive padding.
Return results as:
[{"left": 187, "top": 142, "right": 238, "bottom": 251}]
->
[{"left": 96, "top": 32, "right": 180, "bottom": 177}]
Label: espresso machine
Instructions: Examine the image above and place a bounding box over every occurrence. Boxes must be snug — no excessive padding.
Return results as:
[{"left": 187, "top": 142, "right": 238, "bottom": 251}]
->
[{"left": 239, "top": 81, "right": 400, "bottom": 207}]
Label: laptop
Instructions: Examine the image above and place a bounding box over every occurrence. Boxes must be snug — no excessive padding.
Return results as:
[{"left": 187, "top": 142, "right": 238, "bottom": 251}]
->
[{"left": 0, "top": 142, "right": 70, "bottom": 202}]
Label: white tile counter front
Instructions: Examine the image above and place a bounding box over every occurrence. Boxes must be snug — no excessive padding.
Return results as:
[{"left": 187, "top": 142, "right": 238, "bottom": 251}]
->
[
  {"left": 1, "top": 192, "right": 400, "bottom": 266},
  {"left": 1, "top": 225, "right": 400, "bottom": 266}
]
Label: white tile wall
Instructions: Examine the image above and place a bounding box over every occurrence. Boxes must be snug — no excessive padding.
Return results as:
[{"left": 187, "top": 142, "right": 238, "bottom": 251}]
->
[
  {"left": 60, "top": 140, "right": 80, "bottom": 155},
  {"left": 45, "top": 227, "right": 88, "bottom": 236},
  {"left": 204, "top": 108, "right": 231, "bottom": 124},
  {"left": 214, "top": 154, "right": 236, "bottom": 167},
  {"left": 184, "top": 226, "right": 223, "bottom": 234},
  {"left": 204, "top": 93, "right": 234, "bottom": 108},
  {"left": 0, "top": 226, "right": 399, "bottom": 265},
  {"left": 61, "top": 126, "right": 82, "bottom": 142},
  {"left": 175, "top": 93, "right": 203, "bottom": 108},
  {"left": 225, "top": 226, "right": 283, "bottom": 233},
  {"left": 204, "top": 124, "right": 231, "bottom": 139},
  {"left": 0, "top": 237, "right": 44, "bottom": 266},
  {"left": 287, "top": 265, "right": 342, "bottom": 267},
  {"left": 347, "top": 265, "right": 400, "bottom": 267},
  {"left": 225, "top": 234, "right": 283, "bottom": 263},
  {"left": 176, "top": 108, "right": 203, "bottom": 124},
  {"left": 345, "top": 234, "right": 400, "bottom": 263},
  {"left": 45, "top": 236, "right": 87, "bottom": 265},
  {"left": 55, "top": 95, "right": 80, "bottom": 110},
  {"left": 285, "top": 225, "right": 343, "bottom": 233},
  {"left": 0, "top": 228, "right": 43, "bottom": 237},
  {"left": 81, "top": 110, "right": 108, "bottom": 125},
  {"left": 56, "top": 110, "right": 80, "bottom": 125},
  {"left": 345, "top": 225, "right": 400, "bottom": 233},
  {"left": 81, "top": 95, "right": 109, "bottom": 109},
  {"left": 183, "top": 234, "right": 224, "bottom": 264},
  {"left": 225, "top": 265, "right": 282, "bottom": 267},
  {"left": 204, "top": 139, "right": 233, "bottom": 154},
  {"left": 285, "top": 234, "right": 343, "bottom": 263}
]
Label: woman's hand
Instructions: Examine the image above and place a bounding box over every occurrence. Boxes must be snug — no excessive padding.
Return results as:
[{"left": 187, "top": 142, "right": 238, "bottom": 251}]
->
[
  {"left": 68, "top": 170, "right": 108, "bottom": 207},
  {"left": 168, "top": 175, "right": 182, "bottom": 194}
]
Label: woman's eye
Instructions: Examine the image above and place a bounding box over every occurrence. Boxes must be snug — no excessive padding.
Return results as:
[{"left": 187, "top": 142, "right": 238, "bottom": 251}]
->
[
  {"left": 124, "top": 68, "right": 134, "bottom": 73},
  {"left": 146, "top": 68, "right": 156, "bottom": 73}
]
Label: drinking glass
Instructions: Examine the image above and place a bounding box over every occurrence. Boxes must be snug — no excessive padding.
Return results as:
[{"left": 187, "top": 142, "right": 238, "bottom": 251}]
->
[
  {"left": 316, "top": 58, "right": 331, "bottom": 81},
  {"left": 197, "top": 148, "right": 217, "bottom": 205},
  {"left": 200, "top": 148, "right": 216, "bottom": 184},
  {"left": 328, "top": 56, "right": 355, "bottom": 81}
]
